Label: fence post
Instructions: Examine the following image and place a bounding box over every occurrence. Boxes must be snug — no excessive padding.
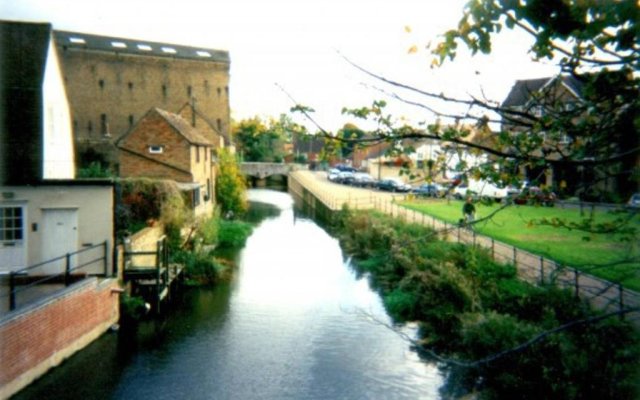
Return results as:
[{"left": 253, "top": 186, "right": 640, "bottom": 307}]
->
[
  {"left": 491, "top": 238, "right": 495, "bottom": 260},
  {"left": 457, "top": 226, "right": 461, "bottom": 243},
  {"left": 512, "top": 247, "right": 517, "bottom": 267},
  {"left": 539, "top": 256, "right": 545, "bottom": 285},
  {"left": 574, "top": 269, "right": 580, "bottom": 298},
  {"left": 103, "top": 240, "right": 109, "bottom": 277},
  {"left": 472, "top": 230, "right": 477, "bottom": 247},
  {"left": 9, "top": 271, "right": 16, "bottom": 311},
  {"left": 65, "top": 253, "right": 71, "bottom": 286},
  {"left": 618, "top": 284, "right": 624, "bottom": 320}
]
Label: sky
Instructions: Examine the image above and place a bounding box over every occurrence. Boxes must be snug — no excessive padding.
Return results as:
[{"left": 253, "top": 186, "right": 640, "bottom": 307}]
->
[{"left": 1, "top": 0, "right": 559, "bottom": 131}]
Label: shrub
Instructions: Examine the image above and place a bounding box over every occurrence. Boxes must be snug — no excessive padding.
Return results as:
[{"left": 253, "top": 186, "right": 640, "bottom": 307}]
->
[{"left": 218, "top": 220, "right": 253, "bottom": 249}]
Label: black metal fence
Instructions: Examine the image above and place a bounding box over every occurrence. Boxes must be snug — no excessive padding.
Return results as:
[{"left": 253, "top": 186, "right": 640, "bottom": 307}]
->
[{"left": 1, "top": 241, "right": 110, "bottom": 312}]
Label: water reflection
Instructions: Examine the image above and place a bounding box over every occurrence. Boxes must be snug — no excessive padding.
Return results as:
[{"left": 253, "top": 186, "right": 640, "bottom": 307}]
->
[{"left": 15, "top": 189, "right": 442, "bottom": 400}]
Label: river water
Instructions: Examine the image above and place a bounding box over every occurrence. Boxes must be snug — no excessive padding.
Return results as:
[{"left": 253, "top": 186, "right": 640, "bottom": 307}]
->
[{"left": 15, "top": 189, "right": 443, "bottom": 399}]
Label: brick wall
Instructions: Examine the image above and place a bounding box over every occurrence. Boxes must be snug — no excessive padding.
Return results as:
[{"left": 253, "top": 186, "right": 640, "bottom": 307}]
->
[{"left": 0, "top": 278, "right": 120, "bottom": 399}]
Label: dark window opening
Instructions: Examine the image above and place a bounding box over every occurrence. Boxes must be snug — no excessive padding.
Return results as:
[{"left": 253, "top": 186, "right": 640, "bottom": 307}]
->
[
  {"left": 162, "top": 84, "right": 167, "bottom": 98},
  {"left": 187, "top": 85, "right": 192, "bottom": 97},
  {"left": 88, "top": 121, "right": 93, "bottom": 133},
  {"left": 99, "top": 79, "right": 104, "bottom": 89},
  {"left": 195, "top": 146, "right": 200, "bottom": 163},
  {"left": 216, "top": 119, "right": 222, "bottom": 131},
  {"left": 225, "top": 86, "right": 229, "bottom": 95},
  {"left": 217, "top": 87, "right": 221, "bottom": 96},
  {"left": 129, "top": 115, "right": 134, "bottom": 127},
  {"left": 100, "top": 114, "right": 108, "bottom": 135},
  {"left": 128, "top": 82, "right": 133, "bottom": 90}
]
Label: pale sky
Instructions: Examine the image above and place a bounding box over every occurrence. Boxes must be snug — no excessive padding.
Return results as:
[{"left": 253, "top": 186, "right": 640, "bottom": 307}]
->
[{"left": 1, "top": 0, "right": 558, "bottom": 131}]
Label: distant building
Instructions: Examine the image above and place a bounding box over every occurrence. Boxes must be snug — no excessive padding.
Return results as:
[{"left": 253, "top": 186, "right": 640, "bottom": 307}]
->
[
  {"left": 53, "top": 30, "right": 231, "bottom": 169},
  {"left": 116, "top": 108, "right": 216, "bottom": 217}
]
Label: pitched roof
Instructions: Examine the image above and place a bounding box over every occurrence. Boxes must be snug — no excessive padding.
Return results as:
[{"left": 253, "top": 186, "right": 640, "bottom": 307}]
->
[
  {"left": 177, "top": 101, "right": 232, "bottom": 145},
  {"left": 154, "top": 108, "right": 214, "bottom": 146},
  {"left": 54, "top": 30, "right": 229, "bottom": 64},
  {"left": 502, "top": 75, "right": 586, "bottom": 107}
]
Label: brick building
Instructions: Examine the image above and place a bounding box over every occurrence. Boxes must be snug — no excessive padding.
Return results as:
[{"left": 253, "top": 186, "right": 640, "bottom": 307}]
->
[
  {"left": 53, "top": 31, "right": 230, "bottom": 169},
  {"left": 117, "top": 107, "right": 216, "bottom": 217}
]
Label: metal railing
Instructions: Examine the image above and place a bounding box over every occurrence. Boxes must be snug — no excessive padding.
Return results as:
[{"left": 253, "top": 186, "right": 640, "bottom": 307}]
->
[{"left": 2, "top": 241, "right": 110, "bottom": 312}]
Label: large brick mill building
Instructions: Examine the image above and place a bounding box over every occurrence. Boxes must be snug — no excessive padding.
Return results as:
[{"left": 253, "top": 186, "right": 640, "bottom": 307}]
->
[{"left": 53, "top": 30, "right": 231, "bottom": 169}]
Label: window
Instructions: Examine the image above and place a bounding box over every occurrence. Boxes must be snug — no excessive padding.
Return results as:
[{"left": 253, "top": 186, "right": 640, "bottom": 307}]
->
[
  {"left": 217, "top": 87, "right": 221, "bottom": 97},
  {"left": 129, "top": 115, "right": 134, "bottom": 127},
  {"left": 161, "top": 47, "right": 176, "bottom": 54},
  {"left": 100, "top": 114, "right": 108, "bottom": 135},
  {"left": 99, "top": 79, "right": 105, "bottom": 89},
  {"left": 69, "top": 37, "right": 86, "bottom": 44},
  {"left": 196, "top": 50, "right": 211, "bottom": 57},
  {"left": 149, "top": 145, "right": 164, "bottom": 154},
  {"left": 216, "top": 119, "right": 222, "bottom": 131},
  {"left": 187, "top": 85, "right": 192, "bottom": 97},
  {"left": 193, "top": 187, "right": 201, "bottom": 207},
  {"left": 111, "top": 41, "right": 127, "bottom": 49},
  {"left": 128, "top": 82, "right": 134, "bottom": 90},
  {"left": 88, "top": 121, "right": 93, "bottom": 133},
  {"left": 195, "top": 146, "right": 200, "bottom": 162},
  {"left": 137, "top": 44, "right": 152, "bottom": 51},
  {"left": 162, "top": 84, "right": 167, "bottom": 98},
  {"left": 0, "top": 207, "right": 23, "bottom": 242}
]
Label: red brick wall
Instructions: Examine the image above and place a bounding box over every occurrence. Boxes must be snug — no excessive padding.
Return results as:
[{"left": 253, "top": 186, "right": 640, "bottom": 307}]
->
[
  {"left": 0, "top": 279, "right": 120, "bottom": 397},
  {"left": 118, "top": 110, "right": 193, "bottom": 181}
]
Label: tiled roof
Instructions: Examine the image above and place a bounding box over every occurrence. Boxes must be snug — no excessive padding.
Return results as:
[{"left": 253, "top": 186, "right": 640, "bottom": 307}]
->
[
  {"left": 54, "top": 30, "right": 229, "bottom": 64},
  {"left": 154, "top": 108, "right": 214, "bottom": 146}
]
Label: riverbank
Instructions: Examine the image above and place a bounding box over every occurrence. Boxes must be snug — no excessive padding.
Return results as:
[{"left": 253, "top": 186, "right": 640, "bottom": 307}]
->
[{"left": 331, "top": 208, "right": 640, "bottom": 399}]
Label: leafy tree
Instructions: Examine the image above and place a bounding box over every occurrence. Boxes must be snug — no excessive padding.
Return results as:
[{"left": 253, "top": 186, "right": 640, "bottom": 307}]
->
[
  {"left": 233, "top": 114, "right": 308, "bottom": 162},
  {"left": 215, "top": 148, "right": 248, "bottom": 217}
]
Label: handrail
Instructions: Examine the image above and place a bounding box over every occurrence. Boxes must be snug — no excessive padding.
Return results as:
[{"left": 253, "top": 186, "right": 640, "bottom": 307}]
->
[{"left": 2, "top": 240, "right": 109, "bottom": 312}]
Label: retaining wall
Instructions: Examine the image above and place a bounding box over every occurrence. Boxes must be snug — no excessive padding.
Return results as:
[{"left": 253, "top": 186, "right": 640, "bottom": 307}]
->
[{"left": 0, "top": 278, "right": 120, "bottom": 399}]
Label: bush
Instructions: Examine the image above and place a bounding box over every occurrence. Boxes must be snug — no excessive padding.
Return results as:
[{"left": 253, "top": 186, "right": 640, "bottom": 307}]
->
[{"left": 218, "top": 220, "right": 253, "bottom": 249}]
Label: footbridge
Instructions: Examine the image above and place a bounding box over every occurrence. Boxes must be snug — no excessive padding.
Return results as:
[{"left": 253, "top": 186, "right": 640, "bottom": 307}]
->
[{"left": 240, "top": 162, "right": 305, "bottom": 179}]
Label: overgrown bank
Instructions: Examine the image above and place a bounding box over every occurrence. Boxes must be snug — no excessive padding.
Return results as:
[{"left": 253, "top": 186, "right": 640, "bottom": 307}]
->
[{"left": 333, "top": 208, "right": 640, "bottom": 399}]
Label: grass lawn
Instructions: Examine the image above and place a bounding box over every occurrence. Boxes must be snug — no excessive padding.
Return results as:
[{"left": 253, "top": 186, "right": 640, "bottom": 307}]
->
[{"left": 401, "top": 199, "right": 640, "bottom": 291}]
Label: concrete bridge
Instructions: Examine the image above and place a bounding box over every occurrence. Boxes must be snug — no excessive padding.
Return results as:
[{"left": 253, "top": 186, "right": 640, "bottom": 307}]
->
[{"left": 240, "top": 162, "right": 305, "bottom": 179}]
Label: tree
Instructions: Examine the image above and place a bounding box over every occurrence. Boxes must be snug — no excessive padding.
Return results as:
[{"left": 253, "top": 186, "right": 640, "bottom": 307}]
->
[
  {"left": 233, "top": 114, "right": 308, "bottom": 162},
  {"left": 215, "top": 148, "right": 248, "bottom": 217},
  {"left": 294, "top": 1, "right": 639, "bottom": 202}
]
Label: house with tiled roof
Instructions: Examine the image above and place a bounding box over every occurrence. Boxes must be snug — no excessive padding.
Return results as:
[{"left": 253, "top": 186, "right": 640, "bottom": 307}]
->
[
  {"left": 116, "top": 108, "right": 216, "bottom": 217},
  {"left": 53, "top": 30, "right": 231, "bottom": 170}
]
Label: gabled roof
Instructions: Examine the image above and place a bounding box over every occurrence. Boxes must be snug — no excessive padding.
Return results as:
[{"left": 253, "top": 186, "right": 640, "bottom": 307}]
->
[
  {"left": 177, "top": 101, "right": 232, "bottom": 145},
  {"left": 502, "top": 75, "right": 585, "bottom": 108},
  {"left": 117, "top": 108, "right": 214, "bottom": 147},
  {"left": 54, "top": 30, "right": 229, "bottom": 64},
  {"left": 154, "top": 108, "right": 214, "bottom": 146}
]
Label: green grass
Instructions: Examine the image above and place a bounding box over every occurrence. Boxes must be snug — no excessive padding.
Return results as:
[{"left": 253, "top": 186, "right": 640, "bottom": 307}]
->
[{"left": 401, "top": 199, "right": 640, "bottom": 291}]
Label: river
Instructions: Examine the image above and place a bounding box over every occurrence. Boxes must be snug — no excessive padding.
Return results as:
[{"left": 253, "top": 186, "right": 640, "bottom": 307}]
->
[{"left": 15, "top": 189, "right": 443, "bottom": 399}]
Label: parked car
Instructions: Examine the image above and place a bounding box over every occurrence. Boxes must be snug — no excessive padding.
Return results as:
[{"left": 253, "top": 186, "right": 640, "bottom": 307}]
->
[
  {"left": 377, "top": 178, "right": 411, "bottom": 192},
  {"left": 334, "top": 164, "right": 357, "bottom": 173},
  {"left": 412, "top": 183, "right": 445, "bottom": 198},
  {"left": 352, "top": 172, "right": 376, "bottom": 187},
  {"left": 451, "top": 184, "right": 476, "bottom": 199},
  {"left": 336, "top": 171, "right": 355, "bottom": 185},
  {"left": 628, "top": 193, "right": 640, "bottom": 208},
  {"left": 327, "top": 168, "right": 340, "bottom": 182}
]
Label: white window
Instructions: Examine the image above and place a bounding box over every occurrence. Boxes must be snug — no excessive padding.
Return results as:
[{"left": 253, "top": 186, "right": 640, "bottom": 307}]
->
[
  {"left": 0, "top": 207, "right": 23, "bottom": 242},
  {"left": 137, "top": 44, "right": 152, "bottom": 51},
  {"left": 149, "top": 145, "right": 164, "bottom": 154},
  {"left": 161, "top": 47, "right": 177, "bottom": 54},
  {"left": 196, "top": 51, "right": 211, "bottom": 57},
  {"left": 69, "top": 37, "right": 86, "bottom": 44},
  {"left": 111, "top": 41, "right": 127, "bottom": 49}
]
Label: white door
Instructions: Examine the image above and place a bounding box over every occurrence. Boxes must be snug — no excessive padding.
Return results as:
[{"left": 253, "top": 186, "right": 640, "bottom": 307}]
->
[
  {"left": 0, "top": 205, "right": 26, "bottom": 272},
  {"left": 41, "top": 208, "right": 78, "bottom": 275}
]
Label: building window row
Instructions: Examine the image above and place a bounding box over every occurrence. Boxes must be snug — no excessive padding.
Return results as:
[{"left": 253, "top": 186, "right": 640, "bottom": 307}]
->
[{"left": 97, "top": 79, "right": 228, "bottom": 100}]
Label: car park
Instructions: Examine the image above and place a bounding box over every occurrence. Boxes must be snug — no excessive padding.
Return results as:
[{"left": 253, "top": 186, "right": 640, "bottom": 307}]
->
[
  {"left": 628, "top": 193, "right": 640, "bottom": 208},
  {"left": 377, "top": 178, "right": 411, "bottom": 192}
]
